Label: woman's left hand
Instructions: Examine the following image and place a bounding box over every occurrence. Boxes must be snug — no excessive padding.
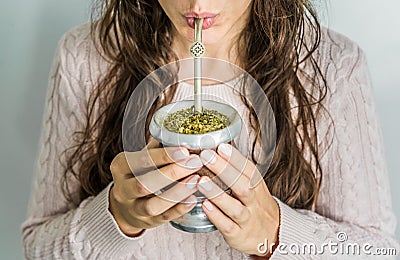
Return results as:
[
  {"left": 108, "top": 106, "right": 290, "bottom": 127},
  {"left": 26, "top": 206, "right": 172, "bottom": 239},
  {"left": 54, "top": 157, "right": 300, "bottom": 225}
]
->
[{"left": 197, "top": 143, "right": 280, "bottom": 257}]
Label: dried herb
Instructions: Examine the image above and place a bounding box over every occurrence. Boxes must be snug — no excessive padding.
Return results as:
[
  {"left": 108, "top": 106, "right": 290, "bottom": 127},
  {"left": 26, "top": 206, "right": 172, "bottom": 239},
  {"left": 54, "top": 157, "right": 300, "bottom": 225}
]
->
[{"left": 163, "top": 106, "right": 230, "bottom": 134}]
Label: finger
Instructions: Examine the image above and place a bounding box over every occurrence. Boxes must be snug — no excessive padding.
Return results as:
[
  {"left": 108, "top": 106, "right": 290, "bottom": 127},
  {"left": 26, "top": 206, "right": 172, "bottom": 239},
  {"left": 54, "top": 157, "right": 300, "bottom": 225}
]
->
[
  {"left": 199, "top": 149, "right": 255, "bottom": 206},
  {"left": 111, "top": 146, "right": 190, "bottom": 178},
  {"left": 133, "top": 175, "right": 200, "bottom": 217},
  {"left": 130, "top": 146, "right": 191, "bottom": 173},
  {"left": 123, "top": 155, "right": 203, "bottom": 198},
  {"left": 217, "top": 143, "right": 263, "bottom": 188},
  {"left": 201, "top": 199, "right": 240, "bottom": 237},
  {"left": 197, "top": 176, "right": 250, "bottom": 226},
  {"left": 152, "top": 195, "right": 198, "bottom": 224}
]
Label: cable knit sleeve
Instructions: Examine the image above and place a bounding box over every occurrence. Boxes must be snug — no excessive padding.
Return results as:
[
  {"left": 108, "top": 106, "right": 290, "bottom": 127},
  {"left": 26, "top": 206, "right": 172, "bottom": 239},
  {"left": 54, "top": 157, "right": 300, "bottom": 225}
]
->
[
  {"left": 21, "top": 25, "right": 156, "bottom": 259},
  {"left": 268, "top": 33, "right": 399, "bottom": 259}
]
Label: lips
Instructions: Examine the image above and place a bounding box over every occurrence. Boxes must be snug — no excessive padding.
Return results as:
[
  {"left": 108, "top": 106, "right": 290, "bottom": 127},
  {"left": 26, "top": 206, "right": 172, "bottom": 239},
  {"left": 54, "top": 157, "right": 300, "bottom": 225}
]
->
[{"left": 184, "top": 12, "right": 218, "bottom": 30}]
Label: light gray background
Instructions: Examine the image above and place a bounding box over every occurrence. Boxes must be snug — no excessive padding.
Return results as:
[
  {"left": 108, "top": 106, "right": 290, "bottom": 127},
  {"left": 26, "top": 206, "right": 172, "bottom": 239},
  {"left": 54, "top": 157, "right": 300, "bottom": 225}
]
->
[{"left": 0, "top": 0, "right": 398, "bottom": 259}]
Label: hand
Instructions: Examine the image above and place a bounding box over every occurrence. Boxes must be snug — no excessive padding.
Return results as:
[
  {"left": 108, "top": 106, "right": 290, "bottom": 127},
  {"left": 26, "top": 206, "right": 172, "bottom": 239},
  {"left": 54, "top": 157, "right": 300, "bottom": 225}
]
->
[
  {"left": 109, "top": 138, "right": 203, "bottom": 236},
  {"left": 197, "top": 143, "right": 280, "bottom": 257}
]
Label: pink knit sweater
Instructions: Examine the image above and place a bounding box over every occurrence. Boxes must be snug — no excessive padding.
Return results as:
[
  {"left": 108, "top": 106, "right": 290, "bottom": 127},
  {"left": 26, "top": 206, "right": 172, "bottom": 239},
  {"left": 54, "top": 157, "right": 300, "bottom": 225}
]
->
[{"left": 22, "top": 23, "right": 399, "bottom": 259}]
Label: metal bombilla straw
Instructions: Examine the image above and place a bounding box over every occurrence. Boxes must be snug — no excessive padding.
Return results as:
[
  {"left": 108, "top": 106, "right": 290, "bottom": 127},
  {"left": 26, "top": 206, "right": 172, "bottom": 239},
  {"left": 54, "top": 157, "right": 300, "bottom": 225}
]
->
[{"left": 190, "top": 18, "right": 205, "bottom": 114}]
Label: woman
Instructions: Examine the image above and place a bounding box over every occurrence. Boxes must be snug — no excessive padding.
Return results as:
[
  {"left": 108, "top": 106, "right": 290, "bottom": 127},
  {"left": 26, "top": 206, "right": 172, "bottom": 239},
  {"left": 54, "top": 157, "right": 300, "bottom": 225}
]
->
[{"left": 22, "top": 0, "right": 399, "bottom": 259}]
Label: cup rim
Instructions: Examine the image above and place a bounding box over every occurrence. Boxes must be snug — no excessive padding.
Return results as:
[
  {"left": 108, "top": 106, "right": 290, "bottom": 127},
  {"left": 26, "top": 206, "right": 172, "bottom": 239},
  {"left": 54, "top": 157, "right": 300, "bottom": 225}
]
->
[{"left": 149, "top": 100, "right": 242, "bottom": 149}]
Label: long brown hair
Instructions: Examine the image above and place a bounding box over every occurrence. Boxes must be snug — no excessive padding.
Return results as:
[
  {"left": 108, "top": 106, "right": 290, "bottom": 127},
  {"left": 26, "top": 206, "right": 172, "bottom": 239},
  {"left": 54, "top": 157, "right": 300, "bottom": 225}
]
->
[{"left": 63, "top": 0, "right": 328, "bottom": 209}]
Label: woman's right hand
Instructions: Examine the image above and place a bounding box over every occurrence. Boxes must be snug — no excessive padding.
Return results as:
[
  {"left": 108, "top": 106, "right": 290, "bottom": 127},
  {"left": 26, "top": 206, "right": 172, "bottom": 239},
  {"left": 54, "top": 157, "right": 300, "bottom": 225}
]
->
[{"left": 109, "top": 139, "right": 203, "bottom": 236}]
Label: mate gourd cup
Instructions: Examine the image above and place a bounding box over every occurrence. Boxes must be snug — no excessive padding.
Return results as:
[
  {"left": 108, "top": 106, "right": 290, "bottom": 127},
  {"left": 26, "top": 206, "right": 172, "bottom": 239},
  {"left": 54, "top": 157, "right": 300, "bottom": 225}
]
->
[{"left": 149, "top": 100, "right": 242, "bottom": 233}]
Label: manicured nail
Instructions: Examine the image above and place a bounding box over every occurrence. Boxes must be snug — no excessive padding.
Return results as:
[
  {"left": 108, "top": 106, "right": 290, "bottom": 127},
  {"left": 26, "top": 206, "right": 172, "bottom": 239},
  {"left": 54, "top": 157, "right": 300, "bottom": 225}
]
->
[
  {"left": 186, "top": 175, "right": 200, "bottom": 189},
  {"left": 185, "top": 156, "right": 203, "bottom": 169},
  {"left": 172, "top": 148, "right": 189, "bottom": 161},
  {"left": 198, "top": 177, "right": 213, "bottom": 191},
  {"left": 218, "top": 143, "right": 232, "bottom": 157},
  {"left": 183, "top": 196, "right": 197, "bottom": 207},
  {"left": 203, "top": 200, "right": 214, "bottom": 211},
  {"left": 200, "top": 150, "right": 216, "bottom": 165}
]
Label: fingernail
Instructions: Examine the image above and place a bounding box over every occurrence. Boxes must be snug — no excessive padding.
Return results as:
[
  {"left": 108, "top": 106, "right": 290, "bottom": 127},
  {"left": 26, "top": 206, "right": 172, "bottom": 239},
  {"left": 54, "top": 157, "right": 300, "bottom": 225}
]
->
[
  {"left": 218, "top": 143, "right": 232, "bottom": 157},
  {"left": 172, "top": 148, "right": 189, "bottom": 161},
  {"left": 186, "top": 175, "right": 199, "bottom": 189},
  {"left": 203, "top": 200, "right": 214, "bottom": 211},
  {"left": 183, "top": 196, "right": 197, "bottom": 207},
  {"left": 185, "top": 156, "right": 203, "bottom": 169},
  {"left": 200, "top": 150, "right": 216, "bottom": 165},
  {"left": 198, "top": 177, "right": 213, "bottom": 191}
]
